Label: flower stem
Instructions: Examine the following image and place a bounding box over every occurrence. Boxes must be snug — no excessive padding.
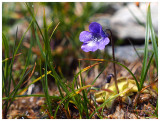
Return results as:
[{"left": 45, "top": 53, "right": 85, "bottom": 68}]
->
[{"left": 107, "top": 29, "right": 119, "bottom": 94}]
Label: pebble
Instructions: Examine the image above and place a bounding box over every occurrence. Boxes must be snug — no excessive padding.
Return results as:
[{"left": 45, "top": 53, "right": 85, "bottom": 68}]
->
[
  {"left": 94, "top": 3, "right": 158, "bottom": 41},
  {"left": 106, "top": 44, "right": 152, "bottom": 62}
]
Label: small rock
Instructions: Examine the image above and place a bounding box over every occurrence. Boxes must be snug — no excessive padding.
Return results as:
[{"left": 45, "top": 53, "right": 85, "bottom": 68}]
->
[
  {"left": 36, "top": 99, "right": 44, "bottom": 106},
  {"left": 93, "top": 3, "right": 158, "bottom": 41},
  {"left": 128, "top": 113, "right": 137, "bottom": 119},
  {"left": 112, "top": 106, "right": 125, "bottom": 119},
  {"left": 110, "top": 3, "right": 158, "bottom": 40},
  {"left": 21, "top": 99, "right": 26, "bottom": 103},
  {"left": 139, "top": 94, "right": 151, "bottom": 103},
  {"left": 107, "top": 44, "right": 152, "bottom": 62}
]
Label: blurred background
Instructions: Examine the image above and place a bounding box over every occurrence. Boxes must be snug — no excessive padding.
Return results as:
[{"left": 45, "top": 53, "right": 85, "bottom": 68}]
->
[{"left": 2, "top": 2, "right": 158, "bottom": 91}]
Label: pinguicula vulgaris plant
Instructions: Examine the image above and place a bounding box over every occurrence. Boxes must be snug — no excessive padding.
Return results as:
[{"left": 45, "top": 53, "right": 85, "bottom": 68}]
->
[
  {"left": 79, "top": 22, "right": 120, "bottom": 96},
  {"left": 79, "top": 4, "right": 158, "bottom": 115}
]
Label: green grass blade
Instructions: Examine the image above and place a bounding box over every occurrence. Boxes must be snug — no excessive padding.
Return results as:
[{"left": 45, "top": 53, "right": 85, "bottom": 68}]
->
[
  {"left": 2, "top": 34, "right": 9, "bottom": 96},
  {"left": 6, "top": 37, "right": 33, "bottom": 112},
  {"left": 25, "top": 3, "right": 45, "bottom": 41},
  {"left": 27, "top": 3, "right": 66, "bottom": 100},
  {"left": 114, "top": 61, "right": 140, "bottom": 91},
  {"left": 13, "top": 21, "right": 33, "bottom": 58},
  {"left": 140, "top": 52, "right": 154, "bottom": 89},
  {"left": 2, "top": 28, "right": 20, "bottom": 116},
  {"left": 139, "top": 4, "right": 150, "bottom": 90},
  {"left": 44, "top": 54, "right": 53, "bottom": 116},
  {"left": 26, "top": 2, "right": 65, "bottom": 101},
  {"left": 2, "top": 34, "right": 9, "bottom": 80},
  {"left": 2, "top": 65, "right": 7, "bottom": 96},
  {"left": 8, "top": 27, "right": 19, "bottom": 95},
  {"left": 9, "top": 40, "right": 33, "bottom": 98},
  {"left": 43, "top": 9, "right": 53, "bottom": 116},
  {"left": 148, "top": 4, "right": 158, "bottom": 70},
  {"left": 79, "top": 62, "right": 89, "bottom": 118},
  {"left": 34, "top": 26, "right": 45, "bottom": 58},
  {"left": 155, "top": 100, "right": 158, "bottom": 118},
  {"left": 47, "top": 21, "right": 53, "bottom": 31},
  {"left": 49, "top": 22, "right": 60, "bottom": 42},
  {"left": 43, "top": 9, "right": 63, "bottom": 100},
  {"left": 26, "top": 3, "right": 46, "bottom": 59},
  {"left": 3, "top": 19, "right": 33, "bottom": 98},
  {"left": 2, "top": 27, "right": 19, "bottom": 97}
]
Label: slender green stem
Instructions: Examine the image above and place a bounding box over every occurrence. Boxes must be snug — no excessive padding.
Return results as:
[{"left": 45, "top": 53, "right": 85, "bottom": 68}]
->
[{"left": 107, "top": 29, "right": 119, "bottom": 94}]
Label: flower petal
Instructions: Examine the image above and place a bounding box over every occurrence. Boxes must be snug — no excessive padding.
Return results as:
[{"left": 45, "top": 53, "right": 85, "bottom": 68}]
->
[
  {"left": 100, "top": 30, "right": 107, "bottom": 38},
  {"left": 98, "top": 37, "right": 110, "bottom": 50},
  {"left": 89, "top": 22, "right": 102, "bottom": 34},
  {"left": 81, "top": 41, "right": 98, "bottom": 52},
  {"left": 79, "top": 31, "right": 93, "bottom": 43}
]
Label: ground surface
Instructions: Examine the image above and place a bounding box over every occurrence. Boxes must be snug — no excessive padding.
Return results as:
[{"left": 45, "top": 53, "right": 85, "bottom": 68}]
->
[{"left": 4, "top": 60, "right": 158, "bottom": 119}]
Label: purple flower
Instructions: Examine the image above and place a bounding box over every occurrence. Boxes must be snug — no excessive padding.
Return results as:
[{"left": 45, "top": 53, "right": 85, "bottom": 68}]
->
[{"left": 79, "top": 22, "right": 110, "bottom": 52}]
